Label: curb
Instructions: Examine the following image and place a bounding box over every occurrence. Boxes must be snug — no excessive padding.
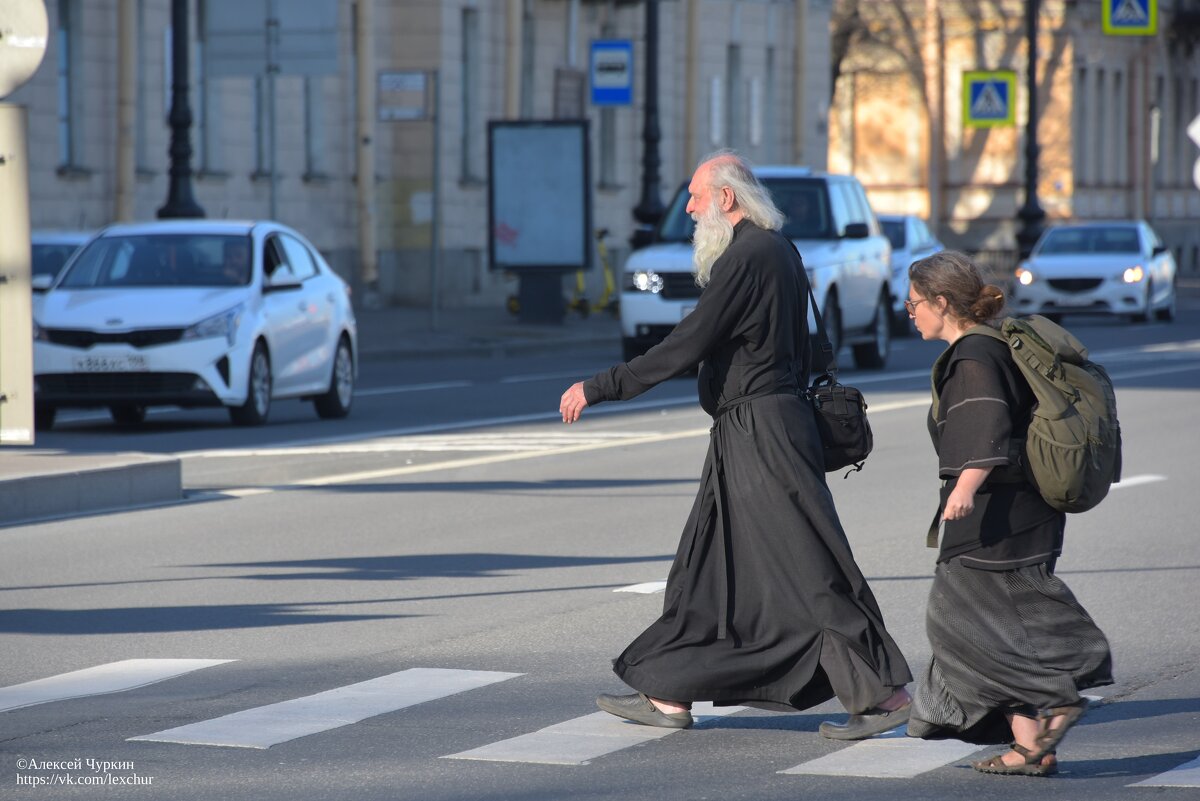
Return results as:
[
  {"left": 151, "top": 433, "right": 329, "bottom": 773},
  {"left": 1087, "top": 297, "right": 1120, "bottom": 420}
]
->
[{"left": 0, "top": 453, "right": 183, "bottom": 529}]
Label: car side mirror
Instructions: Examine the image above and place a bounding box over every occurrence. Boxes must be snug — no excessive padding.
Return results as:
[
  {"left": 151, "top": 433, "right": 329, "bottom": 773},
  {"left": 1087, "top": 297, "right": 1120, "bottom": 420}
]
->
[
  {"left": 264, "top": 276, "right": 303, "bottom": 294},
  {"left": 843, "top": 222, "right": 870, "bottom": 239},
  {"left": 31, "top": 274, "right": 54, "bottom": 293},
  {"left": 1152, "top": 244, "right": 1168, "bottom": 256}
]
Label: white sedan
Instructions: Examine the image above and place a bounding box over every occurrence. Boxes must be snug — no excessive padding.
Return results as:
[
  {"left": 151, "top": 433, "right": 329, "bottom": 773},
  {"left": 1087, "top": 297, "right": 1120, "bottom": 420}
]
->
[
  {"left": 1012, "top": 221, "right": 1177, "bottom": 324},
  {"left": 32, "top": 220, "right": 357, "bottom": 429},
  {"left": 877, "top": 214, "right": 943, "bottom": 334}
]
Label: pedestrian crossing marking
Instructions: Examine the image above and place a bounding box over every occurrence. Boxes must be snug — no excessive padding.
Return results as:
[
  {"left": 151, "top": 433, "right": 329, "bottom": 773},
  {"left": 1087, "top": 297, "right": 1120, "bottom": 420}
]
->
[
  {"left": 0, "top": 659, "right": 234, "bottom": 714},
  {"left": 779, "top": 729, "right": 982, "bottom": 778},
  {"left": 443, "top": 703, "right": 746, "bottom": 765},
  {"left": 1110, "top": 474, "right": 1167, "bottom": 490},
  {"left": 1132, "top": 754, "right": 1200, "bottom": 788},
  {"left": 128, "top": 668, "right": 521, "bottom": 749}
]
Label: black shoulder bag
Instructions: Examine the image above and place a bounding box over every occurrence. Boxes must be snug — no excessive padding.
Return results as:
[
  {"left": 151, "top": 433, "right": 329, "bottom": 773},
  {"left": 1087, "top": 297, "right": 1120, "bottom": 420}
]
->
[{"left": 799, "top": 257, "right": 873, "bottom": 475}]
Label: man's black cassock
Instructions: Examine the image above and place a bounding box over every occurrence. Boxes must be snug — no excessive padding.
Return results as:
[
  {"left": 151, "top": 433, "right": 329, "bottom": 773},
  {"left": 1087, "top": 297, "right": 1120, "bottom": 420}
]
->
[{"left": 584, "top": 220, "right": 911, "bottom": 714}]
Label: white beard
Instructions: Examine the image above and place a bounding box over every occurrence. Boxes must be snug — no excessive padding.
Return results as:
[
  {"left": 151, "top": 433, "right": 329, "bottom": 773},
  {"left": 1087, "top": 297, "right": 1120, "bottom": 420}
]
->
[{"left": 691, "top": 203, "right": 734, "bottom": 287}]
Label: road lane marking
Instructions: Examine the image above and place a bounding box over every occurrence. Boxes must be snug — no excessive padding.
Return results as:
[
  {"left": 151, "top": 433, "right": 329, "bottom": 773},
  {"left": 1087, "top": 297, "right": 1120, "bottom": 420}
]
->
[
  {"left": 0, "top": 659, "right": 234, "bottom": 714},
  {"left": 500, "top": 370, "right": 601, "bottom": 384},
  {"left": 128, "top": 667, "right": 521, "bottom": 749},
  {"left": 613, "top": 581, "right": 668, "bottom": 594},
  {"left": 443, "top": 703, "right": 746, "bottom": 765},
  {"left": 779, "top": 729, "right": 981, "bottom": 778},
  {"left": 1111, "top": 474, "right": 1167, "bottom": 489},
  {"left": 1132, "top": 754, "right": 1200, "bottom": 788},
  {"left": 355, "top": 381, "right": 473, "bottom": 397},
  {"left": 188, "top": 432, "right": 660, "bottom": 459}
]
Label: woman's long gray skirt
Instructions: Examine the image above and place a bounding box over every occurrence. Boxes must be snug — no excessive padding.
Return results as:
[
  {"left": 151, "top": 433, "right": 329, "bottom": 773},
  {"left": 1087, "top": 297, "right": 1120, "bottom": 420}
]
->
[{"left": 909, "top": 558, "right": 1113, "bottom": 744}]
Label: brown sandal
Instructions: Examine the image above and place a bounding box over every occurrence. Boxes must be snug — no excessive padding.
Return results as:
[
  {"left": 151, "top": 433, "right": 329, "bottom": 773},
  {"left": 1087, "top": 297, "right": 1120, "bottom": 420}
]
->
[
  {"left": 972, "top": 744, "right": 1058, "bottom": 777},
  {"left": 1031, "top": 698, "right": 1088, "bottom": 759}
]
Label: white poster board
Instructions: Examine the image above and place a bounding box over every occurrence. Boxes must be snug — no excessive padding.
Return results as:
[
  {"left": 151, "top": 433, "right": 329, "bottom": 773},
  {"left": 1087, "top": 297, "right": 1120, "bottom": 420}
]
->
[{"left": 488, "top": 121, "right": 590, "bottom": 271}]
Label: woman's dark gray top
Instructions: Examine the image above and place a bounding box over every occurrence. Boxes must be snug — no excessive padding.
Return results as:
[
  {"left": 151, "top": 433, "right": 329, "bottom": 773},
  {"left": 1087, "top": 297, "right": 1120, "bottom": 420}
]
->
[{"left": 929, "top": 334, "right": 1064, "bottom": 570}]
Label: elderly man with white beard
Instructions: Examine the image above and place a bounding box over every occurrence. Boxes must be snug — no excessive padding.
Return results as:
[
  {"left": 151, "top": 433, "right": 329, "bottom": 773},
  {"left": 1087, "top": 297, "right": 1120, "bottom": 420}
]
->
[{"left": 559, "top": 151, "right": 913, "bottom": 740}]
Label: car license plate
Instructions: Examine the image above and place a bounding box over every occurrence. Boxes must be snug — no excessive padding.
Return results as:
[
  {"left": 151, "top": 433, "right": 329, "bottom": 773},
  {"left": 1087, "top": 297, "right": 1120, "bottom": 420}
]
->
[
  {"left": 682, "top": 306, "right": 696, "bottom": 319},
  {"left": 72, "top": 354, "right": 148, "bottom": 372},
  {"left": 1053, "top": 295, "right": 1093, "bottom": 307}
]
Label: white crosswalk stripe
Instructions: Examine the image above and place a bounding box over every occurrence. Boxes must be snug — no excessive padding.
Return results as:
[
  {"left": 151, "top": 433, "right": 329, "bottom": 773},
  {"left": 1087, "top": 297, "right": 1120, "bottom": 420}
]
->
[
  {"left": 1131, "top": 755, "right": 1200, "bottom": 788},
  {"left": 443, "top": 703, "right": 746, "bottom": 765},
  {"left": 128, "top": 667, "right": 520, "bottom": 749},
  {"left": 613, "top": 580, "right": 667, "bottom": 594},
  {"left": 779, "top": 729, "right": 981, "bottom": 778},
  {"left": 0, "top": 659, "right": 234, "bottom": 714}
]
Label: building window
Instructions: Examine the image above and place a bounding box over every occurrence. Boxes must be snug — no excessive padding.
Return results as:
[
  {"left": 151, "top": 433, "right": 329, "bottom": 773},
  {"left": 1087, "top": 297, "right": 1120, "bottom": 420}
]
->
[
  {"left": 56, "top": 0, "right": 81, "bottom": 168},
  {"left": 726, "top": 44, "right": 743, "bottom": 148},
  {"left": 1094, "top": 69, "right": 1106, "bottom": 185},
  {"left": 254, "top": 76, "right": 269, "bottom": 175},
  {"left": 1074, "top": 67, "right": 1088, "bottom": 186},
  {"left": 1113, "top": 70, "right": 1126, "bottom": 185},
  {"left": 460, "top": 7, "right": 482, "bottom": 181},
  {"left": 135, "top": 0, "right": 151, "bottom": 171},
  {"left": 195, "top": 0, "right": 222, "bottom": 172},
  {"left": 304, "top": 78, "right": 326, "bottom": 178}
]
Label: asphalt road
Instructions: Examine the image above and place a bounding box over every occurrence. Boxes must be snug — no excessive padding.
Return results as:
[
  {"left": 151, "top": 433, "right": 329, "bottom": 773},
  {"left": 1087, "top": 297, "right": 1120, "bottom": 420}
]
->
[{"left": 3, "top": 308, "right": 1200, "bottom": 801}]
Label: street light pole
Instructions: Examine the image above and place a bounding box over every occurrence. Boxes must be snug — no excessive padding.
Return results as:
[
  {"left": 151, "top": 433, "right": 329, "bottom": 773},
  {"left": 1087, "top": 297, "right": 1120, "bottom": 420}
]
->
[
  {"left": 1015, "top": 0, "right": 1043, "bottom": 258},
  {"left": 631, "top": 0, "right": 663, "bottom": 248},
  {"left": 158, "top": 0, "right": 205, "bottom": 219}
]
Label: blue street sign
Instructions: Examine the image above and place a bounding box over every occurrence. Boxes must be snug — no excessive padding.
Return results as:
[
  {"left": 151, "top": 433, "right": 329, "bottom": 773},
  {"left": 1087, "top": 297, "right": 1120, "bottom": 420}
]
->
[
  {"left": 590, "top": 40, "right": 633, "bottom": 106},
  {"left": 1103, "top": 0, "right": 1156, "bottom": 36},
  {"left": 963, "top": 71, "right": 1016, "bottom": 128}
]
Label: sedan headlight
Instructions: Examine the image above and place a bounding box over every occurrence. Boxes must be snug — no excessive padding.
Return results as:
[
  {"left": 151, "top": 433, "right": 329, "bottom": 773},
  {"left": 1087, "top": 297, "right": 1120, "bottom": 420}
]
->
[
  {"left": 1015, "top": 266, "right": 1035, "bottom": 286},
  {"left": 182, "top": 303, "right": 244, "bottom": 346},
  {"left": 624, "top": 270, "right": 665, "bottom": 293},
  {"left": 1121, "top": 265, "right": 1145, "bottom": 283}
]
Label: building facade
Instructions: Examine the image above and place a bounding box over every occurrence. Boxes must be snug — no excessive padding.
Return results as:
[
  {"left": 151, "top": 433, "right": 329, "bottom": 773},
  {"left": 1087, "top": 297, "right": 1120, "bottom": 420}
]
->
[
  {"left": 829, "top": 0, "right": 1200, "bottom": 272},
  {"left": 9, "top": 0, "right": 833, "bottom": 307}
]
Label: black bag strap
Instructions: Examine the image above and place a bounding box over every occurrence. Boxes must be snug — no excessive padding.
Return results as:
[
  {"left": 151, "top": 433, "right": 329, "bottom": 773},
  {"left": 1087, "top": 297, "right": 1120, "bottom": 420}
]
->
[{"left": 786, "top": 240, "right": 838, "bottom": 379}]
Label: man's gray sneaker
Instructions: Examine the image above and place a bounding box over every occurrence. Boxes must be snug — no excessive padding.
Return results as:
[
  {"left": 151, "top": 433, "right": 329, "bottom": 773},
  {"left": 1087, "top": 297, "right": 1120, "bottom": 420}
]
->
[
  {"left": 596, "top": 693, "right": 694, "bottom": 729},
  {"left": 819, "top": 702, "right": 911, "bottom": 740}
]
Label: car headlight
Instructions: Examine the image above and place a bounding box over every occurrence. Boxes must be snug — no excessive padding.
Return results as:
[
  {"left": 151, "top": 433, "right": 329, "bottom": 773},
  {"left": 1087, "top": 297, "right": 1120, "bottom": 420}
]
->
[
  {"left": 1121, "top": 265, "right": 1145, "bottom": 283},
  {"left": 624, "top": 270, "right": 665, "bottom": 293},
  {"left": 182, "top": 303, "right": 244, "bottom": 346},
  {"left": 1015, "top": 266, "right": 1035, "bottom": 286}
]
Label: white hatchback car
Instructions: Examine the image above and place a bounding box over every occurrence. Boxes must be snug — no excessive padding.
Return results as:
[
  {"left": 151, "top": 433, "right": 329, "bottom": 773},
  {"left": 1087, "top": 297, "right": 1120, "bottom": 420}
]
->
[
  {"left": 1012, "top": 221, "right": 1177, "bottom": 323},
  {"left": 620, "top": 167, "right": 893, "bottom": 369},
  {"left": 877, "top": 214, "right": 943, "bottom": 334},
  {"left": 32, "top": 220, "right": 357, "bottom": 429}
]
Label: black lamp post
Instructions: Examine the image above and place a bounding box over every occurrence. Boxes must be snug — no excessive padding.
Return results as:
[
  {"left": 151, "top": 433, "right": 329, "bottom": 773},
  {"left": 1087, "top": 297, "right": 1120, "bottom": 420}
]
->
[
  {"left": 630, "top": 0, "right": 663, "bottom": 249},
  {"left": 1014, "top": 0, "right": 1044, "bottom": 258},
  {"left": 158, "top": 0, "right": 205, "bottom": 219}
]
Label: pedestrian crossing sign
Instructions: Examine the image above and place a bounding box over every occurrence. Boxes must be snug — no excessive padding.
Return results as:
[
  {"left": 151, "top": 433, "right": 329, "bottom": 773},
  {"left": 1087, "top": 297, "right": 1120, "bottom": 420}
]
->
[
  {"left": 1103, "top": 0, "right": 1156, "bottom": 36},
  {"left": 963, "top": 71, "right": 1016, "bottom": 128}
]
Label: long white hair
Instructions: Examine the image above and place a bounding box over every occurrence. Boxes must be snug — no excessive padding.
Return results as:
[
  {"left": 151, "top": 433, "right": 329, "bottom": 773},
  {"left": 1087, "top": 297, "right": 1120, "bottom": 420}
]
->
[{"left": 692, "top": 151, "right": 785, "bottom": 286}]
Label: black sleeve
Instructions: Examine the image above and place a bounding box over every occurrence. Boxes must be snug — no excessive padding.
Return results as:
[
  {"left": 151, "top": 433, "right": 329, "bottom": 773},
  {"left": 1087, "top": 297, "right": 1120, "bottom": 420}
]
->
[
  {"left": 583, "top": 252, "right": 756, "bottom": 404},
  {"left": 935, "top": 355, "right": 1016, "bottom": 478}
]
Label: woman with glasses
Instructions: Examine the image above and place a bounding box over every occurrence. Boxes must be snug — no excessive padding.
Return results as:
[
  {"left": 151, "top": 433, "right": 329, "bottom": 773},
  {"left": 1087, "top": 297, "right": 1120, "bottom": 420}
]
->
[{"left": 903, "top": 251, "right": 1112, "bottom": 777}]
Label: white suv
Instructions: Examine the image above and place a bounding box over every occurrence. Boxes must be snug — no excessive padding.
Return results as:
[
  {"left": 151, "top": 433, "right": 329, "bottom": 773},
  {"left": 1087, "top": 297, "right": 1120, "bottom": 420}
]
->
[{"left": 620, "top": 167, "right": 893, "bottom": 368}]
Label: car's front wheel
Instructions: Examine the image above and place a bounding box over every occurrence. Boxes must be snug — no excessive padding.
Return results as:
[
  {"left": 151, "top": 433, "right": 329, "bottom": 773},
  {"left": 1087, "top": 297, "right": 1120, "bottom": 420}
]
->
[
  {"left": 812, "top": 291, "right": 841, "bottom": 369},
  {"left": 852, "top": 288, "right": 891, "bottom": 369},
  {"left": 230, "top": 342, "right": 272, "bottom": 426},
  {"left": 1155, "top": 278, "right": 1177, "bottom": 322},
  {"left": 34, "top": 404, "right": 56, "bottom": 431},
  {"left": 314, "top": 337, "right": 354, "bottom": 419},
  {"left": 1130, "top": 281, "right": 1153, "bottom": 323}
]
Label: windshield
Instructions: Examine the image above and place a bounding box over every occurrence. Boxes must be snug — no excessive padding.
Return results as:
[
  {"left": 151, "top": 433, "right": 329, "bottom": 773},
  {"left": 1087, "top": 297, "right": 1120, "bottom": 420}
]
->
[
  {"left": 1036, "top": 226, "right": 1140, "bottom": 255},
  {"left": 32, "top": 243, "right": 84, "bottom": 279},
  {"left": 653, "top": 177, "right": 836, "bottom": 243},
  {"left": 59, "top": 234, "right": 253, "bottom": 288},
  {"left": 880, "top": 220, "right": 906, "bottom": 250}
]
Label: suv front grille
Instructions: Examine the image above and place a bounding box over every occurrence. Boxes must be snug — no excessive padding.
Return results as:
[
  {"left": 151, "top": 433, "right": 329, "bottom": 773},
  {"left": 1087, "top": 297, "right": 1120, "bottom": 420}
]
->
[{"left": 660, "top": 273, "right": 703, "bottom": 300}]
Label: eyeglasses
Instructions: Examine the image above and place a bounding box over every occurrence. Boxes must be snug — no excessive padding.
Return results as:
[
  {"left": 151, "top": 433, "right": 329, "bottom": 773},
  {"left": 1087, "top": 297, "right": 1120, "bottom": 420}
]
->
[{"left": 903, "top": 297, "right": 928, "bottom": 315}]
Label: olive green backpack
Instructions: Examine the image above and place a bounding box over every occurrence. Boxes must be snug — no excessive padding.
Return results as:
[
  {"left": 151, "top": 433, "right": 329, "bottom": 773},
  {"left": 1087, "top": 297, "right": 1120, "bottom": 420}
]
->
[{"left": 932, "top": 315, "right": 1122, "bottom": 514}]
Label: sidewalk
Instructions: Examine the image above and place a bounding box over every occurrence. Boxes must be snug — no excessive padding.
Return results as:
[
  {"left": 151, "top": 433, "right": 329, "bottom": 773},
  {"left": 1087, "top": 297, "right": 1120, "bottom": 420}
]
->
[{"left": 1, "top": 300, "right": 621, "bottom": 529}]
